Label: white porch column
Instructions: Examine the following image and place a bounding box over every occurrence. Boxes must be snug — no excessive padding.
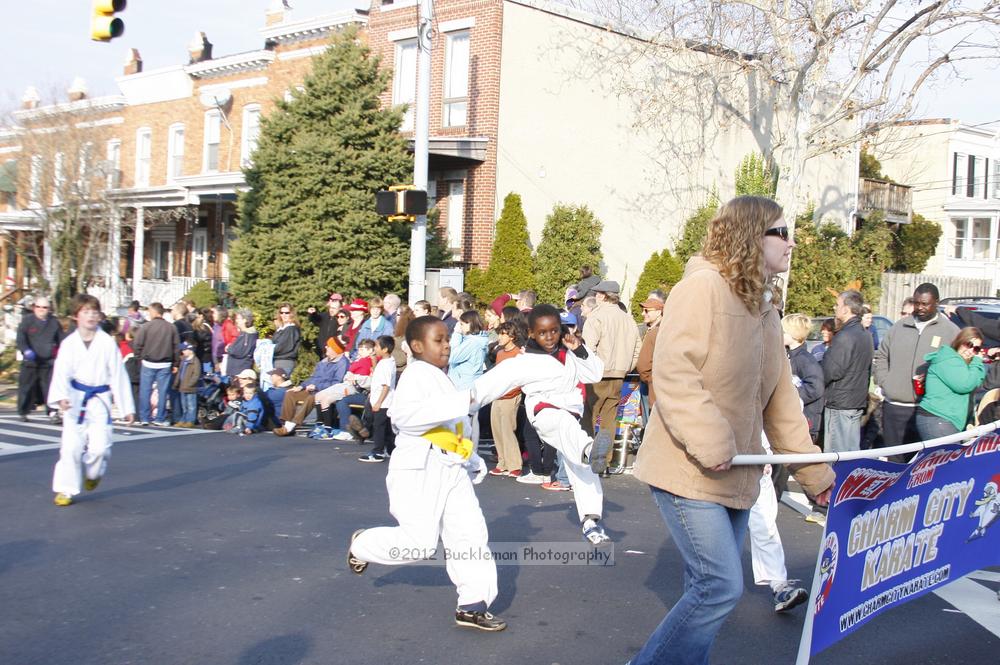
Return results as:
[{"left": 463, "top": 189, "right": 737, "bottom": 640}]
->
[{"left": 132, "top": 206, "right": 144, "bottom": 303}]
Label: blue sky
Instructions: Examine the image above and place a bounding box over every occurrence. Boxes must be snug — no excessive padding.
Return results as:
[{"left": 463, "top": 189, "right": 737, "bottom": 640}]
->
[{"left": 2, "top": 0, "right": 998, "bottom": 127}]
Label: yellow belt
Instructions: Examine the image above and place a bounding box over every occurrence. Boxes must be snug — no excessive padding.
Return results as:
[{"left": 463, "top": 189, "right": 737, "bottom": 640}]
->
[{"left": 422, "top": 423, "right": 474, "bottom": 460}]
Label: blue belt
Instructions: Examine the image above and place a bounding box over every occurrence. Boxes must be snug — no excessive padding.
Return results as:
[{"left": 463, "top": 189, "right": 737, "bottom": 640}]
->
[{"left": 70, "top": 379, "right": 111, "bottom": 424}]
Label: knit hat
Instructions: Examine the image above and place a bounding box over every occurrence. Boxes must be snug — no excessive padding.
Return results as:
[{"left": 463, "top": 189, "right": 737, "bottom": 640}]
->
[
  {"left": 344, "top": 298, "right": 369, "bottom": 312},
  {"left": 326, "top": 336, "right": 346, "bottom": 354}
]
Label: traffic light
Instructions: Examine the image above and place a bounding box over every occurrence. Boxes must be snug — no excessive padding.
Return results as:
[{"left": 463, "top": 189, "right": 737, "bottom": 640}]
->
[
  {"left": 91, "top": 0, "right": 126, "bottom": 43},
  {"left": 376, "top": 186, "right": 428, "bottom": 222}
]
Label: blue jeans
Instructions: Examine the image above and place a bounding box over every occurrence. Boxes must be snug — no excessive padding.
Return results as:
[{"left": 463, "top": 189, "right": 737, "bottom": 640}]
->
[
  {"left": 139, "top": 364, "right": 172, "bottom": 423},
  {"left": 915, "top": 410, "right": 958, "bottom": 441},
  {"left": 180, "top": 392, "right": 198, "bottom": 424},
  {"left": 335, "top": 392, "right": 368, "bottom": 429},
  {"left": 554, "top": 450, "right": 571, "bottom": 486},
  {"left": 824, "top": 407, "right": 863, "bottom": 453},
  {"left": 632, "top": 488, "right": 750, "bottom": 665}
]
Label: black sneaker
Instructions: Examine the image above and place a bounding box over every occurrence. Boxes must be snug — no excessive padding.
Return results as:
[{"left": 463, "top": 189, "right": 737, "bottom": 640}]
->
[
  {"left": 347, "top": 529, "right": 368, "bottom": 574},
  {"left": 586, "top": 432, "right": 613, "bottom": 474},
  {"left": 454, "top": 608, "right": 507, "bottom": 632},
  {"left": 358, "top": 452, "right": 386, "bottom": 463}
]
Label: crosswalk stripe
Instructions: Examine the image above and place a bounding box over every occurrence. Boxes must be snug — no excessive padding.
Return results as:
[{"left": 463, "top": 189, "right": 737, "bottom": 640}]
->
[
  {"left": 0, "top": 443, "right": 59, "bottom": 456},
  {"left": 933, "top": 575, "right": 1000, "bottom": 639}
]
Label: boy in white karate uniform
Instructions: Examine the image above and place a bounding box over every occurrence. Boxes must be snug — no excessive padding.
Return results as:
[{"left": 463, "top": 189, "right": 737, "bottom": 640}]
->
[
  {"left": 472, "top": 304, "right": 611, "bottom": 544},
  {"left": 50, "top": 294, "right": 135, "bottom": 506},
  {"left": 348, "top": 316, "right": 505, "bottom": 632}
]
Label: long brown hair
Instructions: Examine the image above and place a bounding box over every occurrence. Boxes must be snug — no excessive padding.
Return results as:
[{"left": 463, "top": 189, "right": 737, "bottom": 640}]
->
[
  {"left": 394, "top": 304, "right": 415, "bottom": 337},
  {"left": 701, "top": 195, "right": 783, "bottom": 312}
]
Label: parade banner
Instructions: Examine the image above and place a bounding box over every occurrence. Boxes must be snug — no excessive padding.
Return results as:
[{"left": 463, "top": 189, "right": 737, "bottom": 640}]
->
[{"left": 799, "top": 434, "right": 1000, "bottom": 660}]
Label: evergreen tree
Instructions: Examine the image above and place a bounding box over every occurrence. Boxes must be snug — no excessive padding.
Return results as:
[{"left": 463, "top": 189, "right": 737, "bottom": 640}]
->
[
  {"left": 465, "top": 193, "right": 535, "bottom": 303},
  {"left": 629, "top": 249, "right": 683, "bottom": 320},
  {"left": 183, "top": 280, "right": 218, "bottom": 308},
  {"left": 533, "top": 203, "right": 603, "bottom": 305},
  {"left": 891, "top": 213, "right": 942, "bottom": 273},
  {"left": 674, "top": 194, "right": 719, "bottom": 266},
  {"left": 231, "top": 25, "right": 411, "bottom": 313},
  {"left": 734, "top": 153, "right": 777, "bottom": 198}
]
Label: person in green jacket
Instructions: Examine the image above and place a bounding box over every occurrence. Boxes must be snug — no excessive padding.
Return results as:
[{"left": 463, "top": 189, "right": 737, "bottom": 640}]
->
[{"left": 916, "top": 326, "right": 987, "bottom": 440}]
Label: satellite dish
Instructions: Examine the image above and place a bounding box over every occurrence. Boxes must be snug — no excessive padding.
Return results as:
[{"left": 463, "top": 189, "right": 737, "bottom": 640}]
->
[{"left": 199, "top": 88, "right": 232, "bottom": 109}]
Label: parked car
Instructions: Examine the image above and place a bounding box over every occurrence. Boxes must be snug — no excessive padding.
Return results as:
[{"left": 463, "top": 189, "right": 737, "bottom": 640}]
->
[
  {"left": 939, "top": 297, "right": 1000, "bottom": 348},
  {"left": 805, "top": 315, "right": 892, "bottom": 353}
]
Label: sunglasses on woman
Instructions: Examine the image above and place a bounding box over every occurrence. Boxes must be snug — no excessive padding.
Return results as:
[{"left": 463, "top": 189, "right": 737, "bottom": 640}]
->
[
  {"left": 966, "top": 343, "right": 983, "bottom": 354},
  {"left": 764, "top": 226, "right": 790, "bottom": 241},
  {"left": 280, "top": 310, "right": 291, "bottom": 315}
]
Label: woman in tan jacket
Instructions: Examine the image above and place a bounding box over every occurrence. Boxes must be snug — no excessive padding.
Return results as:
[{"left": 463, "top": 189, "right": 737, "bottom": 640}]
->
[{"left": 630, "top": 196, "right": 835, "bottom": 665}]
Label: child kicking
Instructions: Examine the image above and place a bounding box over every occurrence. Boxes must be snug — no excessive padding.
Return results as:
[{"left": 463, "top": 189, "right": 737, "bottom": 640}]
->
[
  {"left": 50, "top": 294, "right": 135, "bottom": 506},
  {"left": 348, "top": 316, "right": 505, "bottom": 632},
  {"left": 472, "top": 304, "right": 611, "bottom": 544}
]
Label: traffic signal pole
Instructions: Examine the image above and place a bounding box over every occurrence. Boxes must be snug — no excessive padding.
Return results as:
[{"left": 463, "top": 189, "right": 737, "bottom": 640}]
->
[{"left": 407, "top": 0, "right": 433, "bottom": 306}]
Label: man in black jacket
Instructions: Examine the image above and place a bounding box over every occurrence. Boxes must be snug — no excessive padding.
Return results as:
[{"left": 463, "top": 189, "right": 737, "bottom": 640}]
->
[
  {"left": 307, "top": 293, "right": 343, "bottom": 358},
  {"left": 823, "top": 290, "right": 873, "bottom": 453},
  {"left": 16, "top": 296, "right": 63, "bottom": 421},
  {"left": 133, "top": 303, "right": 180, "bottom": 426}
]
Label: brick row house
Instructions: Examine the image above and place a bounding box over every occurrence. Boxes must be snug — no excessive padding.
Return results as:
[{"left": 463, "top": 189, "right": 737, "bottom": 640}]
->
[{"left": 0, "top": 0, "right": 856, "bottom": 310}]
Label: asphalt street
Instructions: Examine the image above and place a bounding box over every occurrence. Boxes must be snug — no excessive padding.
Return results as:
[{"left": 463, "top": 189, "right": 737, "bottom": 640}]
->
[{"left": 1, "top": 426, "right": 997, "bottom": 665}]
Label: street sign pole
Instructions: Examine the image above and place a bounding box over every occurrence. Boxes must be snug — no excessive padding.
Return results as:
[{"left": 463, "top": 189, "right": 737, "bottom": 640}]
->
[{"left": 408, "top": 0, "right": 433, "bottom": 306}]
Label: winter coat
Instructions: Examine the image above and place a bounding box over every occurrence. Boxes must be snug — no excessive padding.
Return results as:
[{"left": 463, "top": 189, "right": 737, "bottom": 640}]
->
[
  {"left": 193, "top": 322, "right": 213, "bottom": 365},
  {"left": 822, "top": 317, "right": 873, "bottom": 410},
  {"left": 632, "top": 256, "right": 834, "bottom": 510},
  {"left": 133, "top": 318, "right": 180, "bottom": 365},
  {"left": 788, "top": 344, "right": 825, "bottom": 437},
  {"left": 448, "top": 330, "right": 490, "bottom": 390},
  {"left": 272, "top": 324, "right": 301, "bottom": 362},
  {"left": 920, "top": 346, "right": 986, "bottom": 432},
  {"left": 237, "top": 393, "right": 266, "bottom": 433},
  {"left": 636, "top": 321, "right": 661, "bottom": 406},
  {"left": 16, "top": 313, "right": 62, "bottom": 363},
  {"left": 581, "top": 301, "right": 641, "bottom": 378},
  {"left": 226, "top": 328, "right": 258, "bottom": 377},
  {"left": 357, "top": 317, "right": 393, "bottom": 345},
  {"left": 304, "top": 356, "right": 348, "bottom": 392},
  {"left": 873, "top": 315, "right": 960, "bottom": 405},
  {"left": 173, "top": 356, "right": 201, "bottom": 393},
  {"left": 308, "top": 310, "right": 341, "bottom": 357}
]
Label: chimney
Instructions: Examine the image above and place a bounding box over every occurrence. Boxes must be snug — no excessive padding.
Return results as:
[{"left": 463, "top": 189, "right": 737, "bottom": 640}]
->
[
  {"left": 188, "top": 32, "right": 213, "bottom": 64},
  {"left": 124, "top": 48, "right": 143, "bottom": 76},
  {"left": 68, "top": 78, "right": 88, "bottom": 102},
  {"left": 265, "top": 0, "right": 286, "bottom": 27},
  {"left": 21, "top": 87, "right": 40, "bottom": 110}
]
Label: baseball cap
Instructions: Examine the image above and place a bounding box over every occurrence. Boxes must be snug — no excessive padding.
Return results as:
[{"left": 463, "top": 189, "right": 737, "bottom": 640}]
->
[
  {"left": 268, "top": 367, "right": 289, "bottom": 380},
  {"left": 236, "top": 369, "right": 257, "bottom": 381},
  {"left": 593, "top": 280, "right": 621, "bottom": 294},
  {"left": 560, "top": 311, "right": 578, "bottom": 326},
  {"left": 179, "top": 341, "right": 194, "bottom": 351}
]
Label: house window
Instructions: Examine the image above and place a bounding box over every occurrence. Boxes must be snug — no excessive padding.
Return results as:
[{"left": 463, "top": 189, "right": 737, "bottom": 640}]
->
[
  {"left": 393, "top": 39, "right": 418, "bottom": 131},
  {"left": 972, "top": 217, "right": 992, "bottom": 259},
  {"left": 135, "top": 128, "right": 152, "bottom": 187},
  {"left": 953, "top": 153, "right": 967, "bottom": 196},
  {"left": 106, "top": 139, "right": 121, "bottom": 189},
  {"left": 78, "top": 143, "right": 93, "bottom": 197},
  {"left": 443, "top": 31, "right": 470, "bottom": 127},
  {"left": 203, "top": 110, "right": 221, "bottom": 173},
  {"left": 971, "top": 156, "right": 986, "bottom": 198},
  {"left": 167, "top": 124, "right": 185, "bottom": 181},
  {"left": 52, "top": 152, "right": 64, "bottom": 205},
  {"left": 153, "top": 240, "right": 172, "bottom": 280},
  {"left": 222, "top": 213, "right": 237, "bottom": 280},
  {"left": 951, "top": 217, "right": 967, "bottom": 258},
  {"left": 241, "top": 105, "right": 261, "bottom": 168},
  {"left": 192, "top": 227, "right": 207, "bottom": 279},
  {"left": 446, "top": 181, "right": 464, "bottom": 252},
  {"left": 993, "top": 164, "right": 1000, "bottom": 199},
  {"left": 29, "top": 154, "right": 42, "bottom": 207}
]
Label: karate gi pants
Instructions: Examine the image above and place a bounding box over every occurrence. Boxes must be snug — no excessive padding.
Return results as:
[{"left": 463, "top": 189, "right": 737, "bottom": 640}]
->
[
  {"left": 51, "top": 400, "right": 113, "bottom": 497},
  {"left": 351, "top": 453, "right": 498, "bottom": 609},
  {"left": 530, "top": 408, "right": 604, "bottom": 520},
  {"left": 748, "top": 466, "right": 788, "bottom": 591}
]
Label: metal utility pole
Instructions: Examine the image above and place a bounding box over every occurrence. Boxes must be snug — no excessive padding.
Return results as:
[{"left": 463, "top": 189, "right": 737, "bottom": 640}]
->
[{"left": 408, "top": 0, "right": 433, "bottom": 306}]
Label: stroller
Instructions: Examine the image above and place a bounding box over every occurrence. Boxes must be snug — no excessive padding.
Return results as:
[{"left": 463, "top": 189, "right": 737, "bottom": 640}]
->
[{"left": 197, "top": 373, "right": 226, "bottom": 424}]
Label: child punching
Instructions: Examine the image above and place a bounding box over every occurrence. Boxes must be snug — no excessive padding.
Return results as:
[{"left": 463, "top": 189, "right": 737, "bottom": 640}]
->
[
  {"left": 472, "top": 304, "right": 611, "bottom": 544},
  {"left": 50, "top": 294, "right": 135, "bottom": 506},
  {"left": 347, "top": 316, "right": 505, "bottom": 632}
]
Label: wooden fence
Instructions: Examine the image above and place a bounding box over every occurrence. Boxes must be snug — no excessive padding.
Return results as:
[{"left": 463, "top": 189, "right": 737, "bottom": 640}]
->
[{"left": 879, "top": 272, "right": 993, "bottom": 316}]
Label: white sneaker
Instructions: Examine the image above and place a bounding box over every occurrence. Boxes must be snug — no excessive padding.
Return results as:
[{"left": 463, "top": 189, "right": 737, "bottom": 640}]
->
[
  {"left": 515, "top": 471, "right": 548, "bottom": 485},
  {"left": 332, "top": 431, "right": 354, "bottom": 441},
  {"left": 582, "top": 517, "right": 611, "bottom": 544}
]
